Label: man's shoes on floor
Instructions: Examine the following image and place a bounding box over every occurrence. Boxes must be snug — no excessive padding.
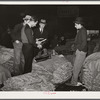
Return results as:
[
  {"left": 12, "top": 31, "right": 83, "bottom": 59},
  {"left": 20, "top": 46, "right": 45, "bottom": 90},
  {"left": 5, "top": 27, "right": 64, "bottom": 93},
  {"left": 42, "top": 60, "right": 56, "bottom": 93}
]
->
[
  {"left": 76, "top": 82, "right": 83, "bottom": 86},
  {"left": 55, "top": 82, "right": 87, "bottom": 91},
  {"left": 66, "top": 82, "right": 83, "bottom": 86}
]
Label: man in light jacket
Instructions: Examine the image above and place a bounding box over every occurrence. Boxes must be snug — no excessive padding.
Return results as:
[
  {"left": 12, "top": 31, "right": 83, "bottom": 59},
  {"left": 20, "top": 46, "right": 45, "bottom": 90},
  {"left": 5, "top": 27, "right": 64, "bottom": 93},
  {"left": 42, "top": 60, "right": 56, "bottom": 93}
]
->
[{"left": 11, "top": 15, "right": 32, "bottom": 75}]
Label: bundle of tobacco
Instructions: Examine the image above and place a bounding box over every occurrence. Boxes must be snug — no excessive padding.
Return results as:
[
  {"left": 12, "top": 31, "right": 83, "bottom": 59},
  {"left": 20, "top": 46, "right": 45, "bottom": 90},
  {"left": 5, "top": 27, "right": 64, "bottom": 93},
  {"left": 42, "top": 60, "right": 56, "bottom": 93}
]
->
[{"left": 82, "top": 52, "right": 100, "bottom": 91}]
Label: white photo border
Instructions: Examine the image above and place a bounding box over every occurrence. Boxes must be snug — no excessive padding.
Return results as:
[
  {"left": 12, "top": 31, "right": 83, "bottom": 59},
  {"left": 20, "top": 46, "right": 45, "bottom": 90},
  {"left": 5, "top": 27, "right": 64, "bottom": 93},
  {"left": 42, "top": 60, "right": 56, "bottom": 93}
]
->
[{"left": 0, "top": 1, "right": 100, "bottom": 99}]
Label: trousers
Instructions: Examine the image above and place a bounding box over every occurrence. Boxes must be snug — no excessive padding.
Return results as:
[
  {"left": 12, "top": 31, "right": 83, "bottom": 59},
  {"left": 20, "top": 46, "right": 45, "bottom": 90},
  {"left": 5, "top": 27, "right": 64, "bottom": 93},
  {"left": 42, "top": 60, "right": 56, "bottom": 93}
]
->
[
  {"left": 13, "top": 41, "right": 24, "bottom": 75},
  {"left": 71, "top": 49, "right": 86, "bottom": 85},
  {"left": 22, "top": 43, "right": 34, "bottom": 74}
]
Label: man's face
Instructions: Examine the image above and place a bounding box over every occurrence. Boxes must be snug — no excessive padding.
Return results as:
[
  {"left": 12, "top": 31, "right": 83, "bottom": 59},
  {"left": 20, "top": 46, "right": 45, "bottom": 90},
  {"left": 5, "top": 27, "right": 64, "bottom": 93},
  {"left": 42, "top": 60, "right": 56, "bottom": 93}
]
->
[
  {"left": 61, "top": 36, "right": 64, "bottom": 40},
  {"left": 75, "top": 23, "right": 81, "bottom": 29},
  {"left": 39, "top": 23, "right": 46, "bottom": 29},
  {"left": 24, "top": 20, "right": 30, "bottom": 24},
  {"left": 30, "top": 21, "right": 38, "bottom": 27}
]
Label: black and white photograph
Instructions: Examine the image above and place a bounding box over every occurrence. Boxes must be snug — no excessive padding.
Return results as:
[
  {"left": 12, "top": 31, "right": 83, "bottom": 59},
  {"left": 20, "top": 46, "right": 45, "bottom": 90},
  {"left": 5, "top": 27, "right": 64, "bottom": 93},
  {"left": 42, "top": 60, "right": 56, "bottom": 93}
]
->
[{"left": 0, "top": 2, "right": 100, "bottom": 98}]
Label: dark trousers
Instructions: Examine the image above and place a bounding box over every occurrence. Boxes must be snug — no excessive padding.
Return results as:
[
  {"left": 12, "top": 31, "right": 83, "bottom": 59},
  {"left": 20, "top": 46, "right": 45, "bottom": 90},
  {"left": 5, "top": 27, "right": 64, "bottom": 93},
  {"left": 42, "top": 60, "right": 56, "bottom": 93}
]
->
[
  {"left": 34, "top": 47, "right": 40, "bottom": 57},
  {"left": 22, "top": 43, "right": 34, "bottom": 74}
]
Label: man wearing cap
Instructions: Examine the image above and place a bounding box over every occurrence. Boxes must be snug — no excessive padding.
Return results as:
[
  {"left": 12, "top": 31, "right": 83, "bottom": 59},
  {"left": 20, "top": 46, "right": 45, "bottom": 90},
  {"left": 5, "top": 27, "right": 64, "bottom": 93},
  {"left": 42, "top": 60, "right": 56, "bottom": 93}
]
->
[
  {"left": 11, "top": 15, "right": 32, "bottom": 75},
  {"left": 21, "top": 16, "right": 38, "bottom": 74},
  {"left": 71, "top": 17, "right": 87, "bottom": 86},
  {"left": 34, "top": 19, "right": 49, "bottom": 57}
]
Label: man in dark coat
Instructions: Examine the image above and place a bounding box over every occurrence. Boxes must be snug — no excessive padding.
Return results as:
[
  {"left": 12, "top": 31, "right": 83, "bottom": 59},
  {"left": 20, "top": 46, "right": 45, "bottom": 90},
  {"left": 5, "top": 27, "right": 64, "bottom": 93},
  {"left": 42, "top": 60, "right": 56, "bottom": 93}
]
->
[
  {"left": 71, "top": 17, "right": 87, "bottom": 86},
  {"left": 34, "top": 19, "right": 49, "bottom": 56},
  {"left": 21, "top": 16, "right": 38, "bottom": 74}
]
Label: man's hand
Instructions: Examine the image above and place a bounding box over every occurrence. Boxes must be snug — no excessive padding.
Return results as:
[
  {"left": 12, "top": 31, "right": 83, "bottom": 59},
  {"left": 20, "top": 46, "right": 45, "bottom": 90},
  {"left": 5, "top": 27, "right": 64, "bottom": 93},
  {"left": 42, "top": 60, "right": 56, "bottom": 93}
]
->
[
  {"left": 15, "top": 40, "right": 20, "bottom": 43},
  {"left": 37, "top": 44, "right": 42, "bottom": 49},
  {"left": 93, "top": 44, "right": 99, "bottom": 53},
  {"left": 36, "top": 38, "right": 47, "bottom": 46}
]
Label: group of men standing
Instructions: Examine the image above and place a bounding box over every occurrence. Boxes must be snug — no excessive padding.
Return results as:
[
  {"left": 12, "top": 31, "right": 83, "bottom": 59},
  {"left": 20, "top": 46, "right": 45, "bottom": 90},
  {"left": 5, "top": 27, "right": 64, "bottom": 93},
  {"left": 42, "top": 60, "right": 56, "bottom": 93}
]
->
[
  {"left": 11, "top": 15, "right": 48, "bottom": 75},
  {"left": 11, "top": 15, "right": 87, "bottom": 87}
]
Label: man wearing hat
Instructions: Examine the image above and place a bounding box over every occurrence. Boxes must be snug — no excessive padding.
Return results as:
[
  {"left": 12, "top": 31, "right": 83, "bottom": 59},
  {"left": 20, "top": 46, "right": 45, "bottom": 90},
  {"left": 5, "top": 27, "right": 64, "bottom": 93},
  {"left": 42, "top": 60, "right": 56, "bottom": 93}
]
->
[
  {"left": 34, "top": 19, "right": 49, "bottom": 57},
  {"left": 71, "top": 17, "right": 87, "bottom": 86},
  {"left": 11, "top": 15, "right": 32, "bottom": 75},
  {"left": 21, "top": 16, "right": 38, "bottom": 74}
]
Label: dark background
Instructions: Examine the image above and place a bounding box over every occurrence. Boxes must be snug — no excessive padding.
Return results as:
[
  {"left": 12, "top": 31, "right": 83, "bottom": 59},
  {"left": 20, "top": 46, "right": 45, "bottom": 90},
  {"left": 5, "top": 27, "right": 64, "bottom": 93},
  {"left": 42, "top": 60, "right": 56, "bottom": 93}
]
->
[{"left": 0, "top": 5, "right": 100, "bottom": 47}]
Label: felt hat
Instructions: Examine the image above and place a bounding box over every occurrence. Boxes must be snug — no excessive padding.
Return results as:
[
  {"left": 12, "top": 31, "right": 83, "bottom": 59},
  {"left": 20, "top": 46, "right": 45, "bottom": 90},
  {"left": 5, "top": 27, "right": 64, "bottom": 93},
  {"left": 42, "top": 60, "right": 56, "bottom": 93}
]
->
[
  {"left": 40, "top": 19, "right": 46, "bottom": 24},
  {"left": 23, "top": 15, "right": 32, "bottom": 20},
  {"left": 74, "top": 17, "right": 84, "bottom": 25}
]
